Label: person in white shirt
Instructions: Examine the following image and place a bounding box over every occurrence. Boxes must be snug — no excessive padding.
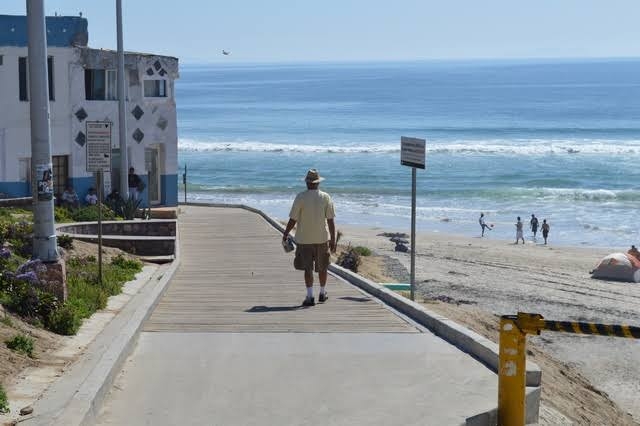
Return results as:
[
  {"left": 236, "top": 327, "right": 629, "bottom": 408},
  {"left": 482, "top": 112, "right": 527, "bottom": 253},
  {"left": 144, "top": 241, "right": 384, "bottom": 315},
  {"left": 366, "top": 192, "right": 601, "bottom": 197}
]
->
[
  {"left": 85, "top": 187, "right": 98, "bottom": 205},
  {"left": 283, "top": 169, "right": 336, "bottom": 307},
  {"left": 61, "top": 185, "right": 79, "bottom": 209}
]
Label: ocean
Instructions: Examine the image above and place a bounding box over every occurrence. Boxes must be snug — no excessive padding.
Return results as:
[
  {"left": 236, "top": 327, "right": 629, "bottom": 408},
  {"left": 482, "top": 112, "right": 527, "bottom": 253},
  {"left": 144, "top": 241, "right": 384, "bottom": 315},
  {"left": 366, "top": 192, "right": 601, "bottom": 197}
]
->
[{"left": 175, "top": 59, "right": 640, "bottom": 248}]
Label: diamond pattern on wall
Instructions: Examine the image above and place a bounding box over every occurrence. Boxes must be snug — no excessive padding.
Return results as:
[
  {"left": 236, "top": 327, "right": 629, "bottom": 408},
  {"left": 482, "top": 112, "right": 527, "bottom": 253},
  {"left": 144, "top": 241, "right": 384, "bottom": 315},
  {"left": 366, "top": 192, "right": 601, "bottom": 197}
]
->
[
  {"left": 159, "top": 69, "right": 167, "bottom": 77},
  {"left": 132, "top": 128, "right": 144, "bottom": 143},
  {"left": 156, "top": 116, "right": 168, "bottom": 130},
  {"left": 154, "top": 60, "right": 162, "bottom": 71},
  {"left": 75, "top": 131, "right": 86, "bottom": 147},
  {"left": 146, "top": 68, "right": 154, "bottom": 76},
  {"left": 75, "top": 108, "right": 88, "bottom": 122},
  {"left": 131, "top": 105, "right": 144, "bottom": 120}
]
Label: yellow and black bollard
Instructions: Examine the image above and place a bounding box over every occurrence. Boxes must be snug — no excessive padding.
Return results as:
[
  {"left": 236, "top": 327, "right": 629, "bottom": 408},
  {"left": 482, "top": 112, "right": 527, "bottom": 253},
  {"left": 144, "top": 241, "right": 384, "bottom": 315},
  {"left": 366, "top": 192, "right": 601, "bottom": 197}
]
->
[{"left": 497, "top": 312, "right": 640, "bottom": 425}]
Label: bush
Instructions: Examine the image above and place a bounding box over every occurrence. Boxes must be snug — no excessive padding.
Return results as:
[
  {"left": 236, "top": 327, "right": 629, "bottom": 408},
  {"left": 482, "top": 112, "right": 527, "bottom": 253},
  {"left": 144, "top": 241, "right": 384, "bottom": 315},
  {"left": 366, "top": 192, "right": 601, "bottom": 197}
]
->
[
  {"left": 47, "top": 305, "right": 82, "bottom": 336},
  {"left": 54, "top": 206, "right": 74, "bottom": 223},
  {"left": 353, "top": 246, "right": 372, "bottom": 256},
  {"left": 5, "top": 334, "right": 34, "bottom": 357},
  {"left": 71, "top": 204, "right": 116, "bottom": 222},
  {"left": 57, "top": 234, "right": 74, "bottom": 250},
  {"left": 111, "top": 254, "right": 141, "bottom": 270},
  {"left": 0, "top": 383, "right": 8, "bottom": 414},
  {"left": 337, "top": 245, "right": 362, "bottom": 273}
]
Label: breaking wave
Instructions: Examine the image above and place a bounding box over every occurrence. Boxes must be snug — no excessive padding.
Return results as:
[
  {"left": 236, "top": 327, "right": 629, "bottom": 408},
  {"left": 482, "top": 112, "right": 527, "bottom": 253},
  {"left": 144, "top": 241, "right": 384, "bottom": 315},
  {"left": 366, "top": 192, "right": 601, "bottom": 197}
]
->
[{"left": 178, "top": 138, "right": 640, "bottom": 155}]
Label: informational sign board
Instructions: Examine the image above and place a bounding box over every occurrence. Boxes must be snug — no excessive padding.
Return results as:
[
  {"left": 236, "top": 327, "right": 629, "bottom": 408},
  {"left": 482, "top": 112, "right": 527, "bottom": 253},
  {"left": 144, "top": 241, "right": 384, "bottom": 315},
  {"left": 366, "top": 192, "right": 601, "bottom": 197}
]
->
[
  {"left": 86, "top": 121, "right": 112, "bottom": 172},
  {"left": 400, "top": 136, "right": 426, "bottom": 169}
]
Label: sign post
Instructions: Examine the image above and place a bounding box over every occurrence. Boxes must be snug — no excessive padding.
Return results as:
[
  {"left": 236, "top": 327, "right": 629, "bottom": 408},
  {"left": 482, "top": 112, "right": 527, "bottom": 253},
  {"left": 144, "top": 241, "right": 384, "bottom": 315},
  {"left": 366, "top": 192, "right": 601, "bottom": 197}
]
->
[
  {"left": 86, "top": 121, "right": 112, "bottom": 284},
  {"left": 401, "top": 136, "right": 426, "bottom": 301}
]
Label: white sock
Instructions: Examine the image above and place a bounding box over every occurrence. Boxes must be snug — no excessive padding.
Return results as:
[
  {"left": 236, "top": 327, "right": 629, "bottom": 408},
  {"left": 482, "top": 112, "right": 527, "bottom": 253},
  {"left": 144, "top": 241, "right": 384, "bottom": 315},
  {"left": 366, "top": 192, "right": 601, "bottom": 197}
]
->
[
  {"left": 319, "top": 286, "right": 326, "bottom": 295},
  {"left": 306, "top": 287, "right": 313, "bottom": 298}
]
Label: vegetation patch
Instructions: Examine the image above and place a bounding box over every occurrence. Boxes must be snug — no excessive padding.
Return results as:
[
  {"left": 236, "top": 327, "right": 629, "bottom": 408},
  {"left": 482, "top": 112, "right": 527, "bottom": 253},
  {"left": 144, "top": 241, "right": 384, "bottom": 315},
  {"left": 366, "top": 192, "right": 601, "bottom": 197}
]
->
[
  {"left": 0, "top": 382, "right": 8, "bottom": 414},
  {"left": 353, "top": 246, "right": 372, "bottom": 256},
  {"left": 5, "top": 334, "right": 34, "bottom": 358}
]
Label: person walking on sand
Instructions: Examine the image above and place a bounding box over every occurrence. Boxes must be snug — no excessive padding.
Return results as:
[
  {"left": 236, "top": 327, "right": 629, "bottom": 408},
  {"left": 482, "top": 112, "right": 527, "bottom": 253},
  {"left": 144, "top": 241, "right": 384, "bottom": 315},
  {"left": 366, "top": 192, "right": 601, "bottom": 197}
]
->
[
  {"left": 283, "top": 169, "right": 336, "bottom": 307},
  {"left": 530, "top": 214, "right": 539, "bottom": 239},
  {"left": 541, "top": 219, "right": 550, "bottom": 245},
  {"left": 479, "top": 212, "right": 492, "bottom": 237},
  {"left": 515, "top": 216, "right": 525, "bottom": 244}
]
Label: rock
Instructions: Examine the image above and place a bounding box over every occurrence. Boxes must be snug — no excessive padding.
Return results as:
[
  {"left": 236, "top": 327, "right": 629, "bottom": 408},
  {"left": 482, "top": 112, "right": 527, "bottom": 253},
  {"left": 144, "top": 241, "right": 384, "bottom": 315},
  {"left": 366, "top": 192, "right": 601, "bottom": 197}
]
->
[
  {"left": 394, "top": 243, "right": 409, "bottom": 253},
  {"left": 20, "top": 405, "right": 34, "bottom": 416}
]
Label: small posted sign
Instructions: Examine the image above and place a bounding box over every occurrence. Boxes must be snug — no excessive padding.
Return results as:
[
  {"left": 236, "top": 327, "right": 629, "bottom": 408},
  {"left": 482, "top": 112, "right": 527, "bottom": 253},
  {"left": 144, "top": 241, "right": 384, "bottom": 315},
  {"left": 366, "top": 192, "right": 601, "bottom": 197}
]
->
[
  {"left": 401, "top": 136, "right": 426, "bottom": 169},
  {"left": 86, "top": 121, "right": 112, "bottom": 173}
]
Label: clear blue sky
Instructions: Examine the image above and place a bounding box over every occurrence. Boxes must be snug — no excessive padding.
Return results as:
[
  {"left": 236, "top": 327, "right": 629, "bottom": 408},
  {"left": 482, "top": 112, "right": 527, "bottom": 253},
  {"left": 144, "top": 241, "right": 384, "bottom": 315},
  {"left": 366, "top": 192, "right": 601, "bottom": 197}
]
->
[{"left": 4, "top": 1, "right": 640, "bottom": 63}]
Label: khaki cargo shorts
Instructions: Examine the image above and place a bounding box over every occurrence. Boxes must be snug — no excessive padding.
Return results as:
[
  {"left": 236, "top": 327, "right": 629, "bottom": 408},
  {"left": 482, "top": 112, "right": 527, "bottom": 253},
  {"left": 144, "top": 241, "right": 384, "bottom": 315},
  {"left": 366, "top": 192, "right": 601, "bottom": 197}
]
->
[{"left": 294, "top": 242, "right": 330, "bottom": 272}]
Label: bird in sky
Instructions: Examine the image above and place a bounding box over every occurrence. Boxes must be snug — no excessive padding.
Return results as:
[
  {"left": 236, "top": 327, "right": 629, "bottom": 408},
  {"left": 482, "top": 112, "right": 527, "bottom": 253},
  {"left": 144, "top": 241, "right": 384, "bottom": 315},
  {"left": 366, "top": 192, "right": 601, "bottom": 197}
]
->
[{"left": 222, "top": 50, "right": 230, "bottom": 56}]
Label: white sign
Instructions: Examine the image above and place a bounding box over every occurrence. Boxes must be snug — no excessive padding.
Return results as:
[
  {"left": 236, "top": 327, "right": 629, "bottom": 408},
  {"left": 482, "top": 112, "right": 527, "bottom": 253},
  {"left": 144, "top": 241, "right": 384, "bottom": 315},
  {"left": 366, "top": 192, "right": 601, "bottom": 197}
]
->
[
  {"left": 86, "top": 121, "right": 112, "bottom": 172},
  {"left": 401, "top": 136, "right": 426, "bottom": 169}
]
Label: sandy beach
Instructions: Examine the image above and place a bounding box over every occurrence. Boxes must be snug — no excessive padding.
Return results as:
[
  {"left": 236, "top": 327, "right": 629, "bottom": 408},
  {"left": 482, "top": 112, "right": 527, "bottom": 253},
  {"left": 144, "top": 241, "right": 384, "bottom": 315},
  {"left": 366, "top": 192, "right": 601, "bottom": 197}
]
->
[{"left": 334, "top": 224, "right": 640, "bottom": 423}]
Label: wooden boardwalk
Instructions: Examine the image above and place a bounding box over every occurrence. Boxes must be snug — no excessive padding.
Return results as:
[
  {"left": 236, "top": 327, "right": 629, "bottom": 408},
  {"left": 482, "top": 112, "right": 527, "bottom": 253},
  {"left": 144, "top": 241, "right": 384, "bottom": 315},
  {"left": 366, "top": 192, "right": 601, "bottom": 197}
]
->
[{"left": 144, "top": 205, "right": 419, "bottom": 333}]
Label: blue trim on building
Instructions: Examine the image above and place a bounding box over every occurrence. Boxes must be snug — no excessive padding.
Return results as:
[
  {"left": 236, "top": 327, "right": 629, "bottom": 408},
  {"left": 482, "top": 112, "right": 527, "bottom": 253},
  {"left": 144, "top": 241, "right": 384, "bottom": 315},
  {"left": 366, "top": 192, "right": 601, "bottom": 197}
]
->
[
  {"left": 162, "top": 174, "right": 178, "bottom": 206},
  {"left": 0, "top": 181, "right": 30, "bottom": 198},
  {"left": 0, "top": 15, "right": 88, "bottom": 47},
  {"left": 68, "top": 176, "right": 95, "bottom": 205}
]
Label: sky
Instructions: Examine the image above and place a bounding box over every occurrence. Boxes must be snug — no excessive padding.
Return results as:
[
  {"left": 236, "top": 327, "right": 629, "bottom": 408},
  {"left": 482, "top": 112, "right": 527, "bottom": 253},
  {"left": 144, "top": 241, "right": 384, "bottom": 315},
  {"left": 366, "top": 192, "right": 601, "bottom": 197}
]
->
[{"left": 3, "top": 1, "right": 640, "bottom": 64}]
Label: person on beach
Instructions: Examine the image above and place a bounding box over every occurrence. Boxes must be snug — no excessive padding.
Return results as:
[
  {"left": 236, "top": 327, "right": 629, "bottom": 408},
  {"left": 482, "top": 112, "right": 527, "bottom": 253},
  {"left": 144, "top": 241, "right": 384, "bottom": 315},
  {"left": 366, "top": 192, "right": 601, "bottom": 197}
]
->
[
  {"left": 515, "top": 216, "right": 525, "bottom": 244},
  {"left": 541, "top": 219, "right": 550, "bottom": 245},
  {"left": 628, "top": 245, "right": 640, "bottom": 260},
  {"left": 479, "top": 213, "right": 492, "bottom": 237},
  {"left": 530, "top": 214, "right": 539, "bottom": 238},
  {"left": 283, "top": 169, "right": 336, "bottom": 307}
]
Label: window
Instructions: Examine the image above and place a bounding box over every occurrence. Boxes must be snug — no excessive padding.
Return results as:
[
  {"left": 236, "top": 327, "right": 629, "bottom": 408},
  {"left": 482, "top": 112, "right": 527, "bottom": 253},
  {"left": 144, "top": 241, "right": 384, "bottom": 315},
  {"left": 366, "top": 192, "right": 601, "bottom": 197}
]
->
[
  {"left": 52, "top": 155, "right": 68, "bottom": 198},
  {"left": 18, "top": 56, "right": 55, "bottom": 101},
  {"left": 144, "top": 79, "right": 167, "bottom": 97},
  {"left": 85, "top": 69, "right": 117, "bottom": 100}
]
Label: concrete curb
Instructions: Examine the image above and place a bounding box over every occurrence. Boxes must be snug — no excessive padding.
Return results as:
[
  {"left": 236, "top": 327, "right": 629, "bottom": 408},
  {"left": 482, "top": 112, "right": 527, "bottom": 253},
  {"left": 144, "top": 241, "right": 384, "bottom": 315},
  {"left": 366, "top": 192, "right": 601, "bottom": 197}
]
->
[
  {"left": 25, "top": 222, "right": 181, "bottom": 426},
  {"left": 180, "top": 203, "right": 541, "bottom": 425}
]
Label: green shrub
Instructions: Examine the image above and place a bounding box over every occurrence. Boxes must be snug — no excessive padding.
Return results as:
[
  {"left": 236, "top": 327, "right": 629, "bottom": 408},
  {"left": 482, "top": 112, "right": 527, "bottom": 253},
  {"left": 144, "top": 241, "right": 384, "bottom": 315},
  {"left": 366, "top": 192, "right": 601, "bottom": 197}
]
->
[
  {"left": 111, "top": 254, "right": 141, "bottom": 270},
  {"left": 0, "top": 383, "right": 8, "bottom": 414},
  {"left": 0, "top": 315, "right": 12, "bottom": 327},
  {"left": 4, "top": 280, "right": 59, "bottom": 323},
  {"left": 54, "top": 206, "right": 74, "bottom": 223},
  {"left": 119, "top": 197, "right": 142, "bottom": 220},
  {"left": 47, "top": 305, "right": 82, "bottom": 335},
  {"left": 57, "top": 234, "right": 74, "bottom": 250},
  {"left": 353, "top": 246, "right": 372, "bottom": 256},
  {"left": 70, "top": 204, "right": 116, "bottom": 222},
  {"left": 5, "top": 334, "right": 34, "bottom": 357}
]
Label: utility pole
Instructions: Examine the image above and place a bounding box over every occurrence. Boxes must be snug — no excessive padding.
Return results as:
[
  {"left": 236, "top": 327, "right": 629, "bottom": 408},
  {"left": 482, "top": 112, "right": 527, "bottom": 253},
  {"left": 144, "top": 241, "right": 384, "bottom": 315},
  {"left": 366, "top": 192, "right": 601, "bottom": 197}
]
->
[
  {"left": 116, "top": 0, "right": 129, "bottom": 198},
  {"left": 27, "top": 0, "right": 58, "bottom": 262}
]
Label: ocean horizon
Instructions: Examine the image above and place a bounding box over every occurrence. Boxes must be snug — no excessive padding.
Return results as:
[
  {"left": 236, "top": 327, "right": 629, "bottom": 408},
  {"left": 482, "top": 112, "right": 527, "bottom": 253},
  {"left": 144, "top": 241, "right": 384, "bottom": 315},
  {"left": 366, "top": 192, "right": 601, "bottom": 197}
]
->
[{"left": 175, "top": 58, "right": 640, "bottom": 249}]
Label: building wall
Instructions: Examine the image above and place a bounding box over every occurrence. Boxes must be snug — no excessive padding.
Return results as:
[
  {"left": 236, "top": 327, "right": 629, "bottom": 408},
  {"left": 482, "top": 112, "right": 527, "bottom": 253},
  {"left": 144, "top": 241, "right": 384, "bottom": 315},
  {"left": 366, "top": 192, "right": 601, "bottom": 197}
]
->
[{"left": 0, "top": 42, "right": 179, "bottom": 206}]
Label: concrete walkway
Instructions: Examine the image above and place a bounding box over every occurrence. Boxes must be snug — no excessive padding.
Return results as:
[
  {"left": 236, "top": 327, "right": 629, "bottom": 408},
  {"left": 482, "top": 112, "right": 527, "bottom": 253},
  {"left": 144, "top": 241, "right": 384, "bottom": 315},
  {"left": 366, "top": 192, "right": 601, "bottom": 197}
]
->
[{"left": 96, "top": 205, "right": 498, "bottom": 425}]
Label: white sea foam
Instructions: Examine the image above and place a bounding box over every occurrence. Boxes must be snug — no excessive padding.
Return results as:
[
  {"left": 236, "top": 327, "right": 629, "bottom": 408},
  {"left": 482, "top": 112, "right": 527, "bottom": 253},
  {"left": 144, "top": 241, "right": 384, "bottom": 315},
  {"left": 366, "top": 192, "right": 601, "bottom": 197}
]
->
[{"left": 178, "top": 138, "right": 640, "bottom": 155}]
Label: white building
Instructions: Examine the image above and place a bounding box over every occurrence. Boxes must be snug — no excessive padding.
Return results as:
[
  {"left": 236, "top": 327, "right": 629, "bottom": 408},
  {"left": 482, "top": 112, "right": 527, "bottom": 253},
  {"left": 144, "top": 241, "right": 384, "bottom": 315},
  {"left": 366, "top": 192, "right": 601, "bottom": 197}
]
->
[{"left": 0, "top": 14, "right": 179, "bottom": 206}]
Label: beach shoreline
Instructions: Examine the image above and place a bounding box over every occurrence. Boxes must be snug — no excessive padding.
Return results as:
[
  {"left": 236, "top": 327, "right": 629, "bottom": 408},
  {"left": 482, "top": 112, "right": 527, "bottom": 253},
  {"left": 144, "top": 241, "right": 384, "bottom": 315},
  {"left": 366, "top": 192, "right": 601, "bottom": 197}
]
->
[{"left": 325, "top": 222, "right": 640, "bottom": 422}]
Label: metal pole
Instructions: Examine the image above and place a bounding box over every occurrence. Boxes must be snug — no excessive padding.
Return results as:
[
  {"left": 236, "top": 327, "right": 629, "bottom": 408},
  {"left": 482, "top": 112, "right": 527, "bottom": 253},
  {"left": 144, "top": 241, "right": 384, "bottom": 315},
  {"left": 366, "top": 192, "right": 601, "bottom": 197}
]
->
[
  {"left": 27, "top": 0, "right": 58, "bottom": 262},
  {"left": 116, "top": 0, "right": 129, "bottom": 199},
  {"left": 410, "top": 167, "right": 416, "bottom": 301},
  {"left": 498, "top": 316, "right": 527, "bottom": 426},
  {"left": 97, "top": 171, "right": 103, "bottom": 284}
]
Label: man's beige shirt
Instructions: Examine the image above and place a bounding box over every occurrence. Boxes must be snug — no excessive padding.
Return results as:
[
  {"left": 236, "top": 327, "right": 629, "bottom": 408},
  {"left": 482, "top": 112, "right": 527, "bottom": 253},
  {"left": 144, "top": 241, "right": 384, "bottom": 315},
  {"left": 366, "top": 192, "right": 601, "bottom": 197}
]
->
[{"left": 289, "top": 189, "right": 335, "bottom": 244}]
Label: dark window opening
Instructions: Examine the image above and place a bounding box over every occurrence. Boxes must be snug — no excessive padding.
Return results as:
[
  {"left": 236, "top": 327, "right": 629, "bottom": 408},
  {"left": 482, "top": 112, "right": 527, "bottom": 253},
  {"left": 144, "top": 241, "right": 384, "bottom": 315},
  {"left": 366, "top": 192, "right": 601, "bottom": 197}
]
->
[
  {"left": 52, "top": 155, "right": 69, "bottom": 199},
  {"left": 85, "top": 69, "right": 117, "bottom": 100},
  {"left": 144, "top": 79, "right": 167, "bottom": 97},
  {"left": 18, "top": 56, "right": 54, "bottom": 101}
]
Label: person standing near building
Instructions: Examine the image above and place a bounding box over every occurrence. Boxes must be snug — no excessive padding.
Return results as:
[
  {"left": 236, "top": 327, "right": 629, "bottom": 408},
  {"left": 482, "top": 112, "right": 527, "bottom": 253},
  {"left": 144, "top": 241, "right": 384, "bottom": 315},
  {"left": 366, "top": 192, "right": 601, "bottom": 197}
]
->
[
  {"left": 128, "top": 167, "right": 142, "bottom": 200},
  {"left": 541, "top": 219, "right": 550, "bottom": 245},
  {"left": 530, "top": 214, "right": 539, "bottom": 239},
  {"left": 282, "top": 169, "right": 336, "bottom": 307},
  {"left": 515, "top": 216, "right": 525, "bottom": 244}
]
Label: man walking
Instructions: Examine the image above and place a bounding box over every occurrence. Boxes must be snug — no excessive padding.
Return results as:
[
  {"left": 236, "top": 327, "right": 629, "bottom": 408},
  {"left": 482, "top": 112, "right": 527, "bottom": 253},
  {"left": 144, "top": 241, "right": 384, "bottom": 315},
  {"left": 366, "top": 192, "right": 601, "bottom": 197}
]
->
[
  {"left": 530, "top": 214, "right": 539, "bottom": 239},
  {"left": 283, "top": 169, "right": 336, "bottom": 307}
]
